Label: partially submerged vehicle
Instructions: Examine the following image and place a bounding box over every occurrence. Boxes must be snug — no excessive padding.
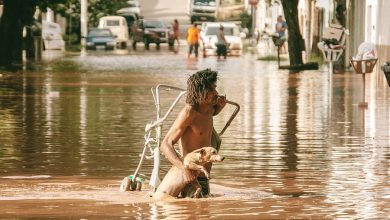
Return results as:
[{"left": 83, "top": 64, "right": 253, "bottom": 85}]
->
[
  {"left": 188, "top": 0, "right": 245, "bottom": 24},
  {"left": 98, "top": 16, "right": 129, "bottom": 49},
  {"left": 200, "top": 22, "right": 246, "bottom": 56},
  {"left": 86, "top": 28, "right": 116, "bottom": 50},
  {"left": 131, "top": 19, "right": 175, "bottom": 50}
]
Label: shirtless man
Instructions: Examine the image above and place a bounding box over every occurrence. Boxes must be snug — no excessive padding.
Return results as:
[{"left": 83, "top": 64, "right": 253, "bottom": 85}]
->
[{"left": 160, "top": 69, "right": 226, "bottom": 197}]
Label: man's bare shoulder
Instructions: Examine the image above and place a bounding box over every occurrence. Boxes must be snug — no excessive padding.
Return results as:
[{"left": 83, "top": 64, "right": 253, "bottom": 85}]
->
[
  {"left": 177, "top": 104, "right": 199, "bottom": 122},
  {"left": 180, "top": 104, "right": 197, "bottom": 117}
]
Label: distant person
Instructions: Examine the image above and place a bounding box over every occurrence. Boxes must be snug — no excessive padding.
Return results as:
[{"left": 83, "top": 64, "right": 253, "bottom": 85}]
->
[
  {"left": 172, "top": 19, "right": 180, "bottom": 46},
  {"left": 187, "top": 23, "right": 200, "bottom": 58},
  {"left": 216, "top": 25, "right": 228, "bottom": 60},
  {"left": 275, "top": 15, "right": 287, "bottom": 53}
]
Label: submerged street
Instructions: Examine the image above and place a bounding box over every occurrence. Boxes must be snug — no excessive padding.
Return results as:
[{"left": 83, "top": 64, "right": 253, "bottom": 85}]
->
[{"left": 0, "top": 46, "right": 389, "bottom": 218}]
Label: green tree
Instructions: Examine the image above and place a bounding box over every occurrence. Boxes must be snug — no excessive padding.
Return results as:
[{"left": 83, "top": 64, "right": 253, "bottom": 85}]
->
[{"left": 0, "top": 0, "right": 127, "bottom": 70}]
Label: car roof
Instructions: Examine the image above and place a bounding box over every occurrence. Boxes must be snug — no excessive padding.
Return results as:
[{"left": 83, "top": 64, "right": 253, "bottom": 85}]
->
[
  {"left": 143, "top": 19, "right": 163, "bottom": 22},
  {"left": 203, "top": 22, "right": 238, "bottom": 28},
  {"left": 99, "top": 16, "right": 125, "bottom": 20}
]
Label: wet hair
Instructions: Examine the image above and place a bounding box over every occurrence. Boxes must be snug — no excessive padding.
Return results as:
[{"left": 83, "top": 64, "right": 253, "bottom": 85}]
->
[{"left": 186, "top": 69, "right": 218, "bottom": 106}]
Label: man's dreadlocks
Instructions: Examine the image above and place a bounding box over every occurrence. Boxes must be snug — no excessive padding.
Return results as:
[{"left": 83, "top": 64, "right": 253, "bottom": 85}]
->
[{"left": 186, "top": 69, "right": 218, "bottom": 106}]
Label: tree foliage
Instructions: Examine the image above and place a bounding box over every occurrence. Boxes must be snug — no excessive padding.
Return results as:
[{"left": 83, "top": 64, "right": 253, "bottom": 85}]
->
[
  {"left": 38, "top": 0, "right": 127, "bottom": 27},
  {"left": 0, "top": 0, "right": 127, "bottom": 69}
]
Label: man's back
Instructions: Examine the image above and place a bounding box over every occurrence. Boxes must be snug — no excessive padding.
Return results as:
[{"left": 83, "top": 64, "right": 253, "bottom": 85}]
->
[{"left": 187, "top": 27, "right": 199, "bottom": 44}]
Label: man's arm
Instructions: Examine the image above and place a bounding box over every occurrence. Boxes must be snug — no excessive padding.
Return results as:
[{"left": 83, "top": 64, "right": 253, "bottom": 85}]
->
[
  {"left": 160, "top": 106, "right": 192, "bottom": 169},
  {"left": 160, "top": 106, "right": 197, "bottom": 183}
]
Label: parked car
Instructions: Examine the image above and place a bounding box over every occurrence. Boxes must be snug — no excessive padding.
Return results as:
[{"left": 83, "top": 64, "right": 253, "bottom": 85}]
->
[
  {"left": 199, "top": 22, "right": 245, "bottom": 56},
  {"left": 98, "top": 16, "right": 129, "bottom": 48},
  {"left": 86, "top": 28, "right": 116, "bottom": 50},
  {"left": 131, "top": 19, "right": 175, "bottom": 49},
  {"left": 42, "top": 21, "right": 65, "bottom": 50},
  {"left": 116, "top": 12, "right": 139, "bottom": 36}
]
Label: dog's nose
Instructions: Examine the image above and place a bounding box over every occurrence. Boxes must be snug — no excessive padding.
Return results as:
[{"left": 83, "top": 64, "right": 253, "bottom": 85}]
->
[{"left": 220, "top": 156, "right": 225, "bottom": 161}]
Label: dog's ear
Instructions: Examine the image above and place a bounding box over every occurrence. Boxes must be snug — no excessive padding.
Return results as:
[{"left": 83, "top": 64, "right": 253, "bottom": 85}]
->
[{"left": 193, "top": 148, "right": 206, "bottom": 155}]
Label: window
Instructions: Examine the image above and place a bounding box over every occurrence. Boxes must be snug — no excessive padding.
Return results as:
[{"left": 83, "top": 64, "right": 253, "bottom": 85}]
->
[
  {"left": 194, "top": 0, "right": 216, "bottom": 6},
  {"left": 106, "top": 20, "right": 120, "bottom": 26}
]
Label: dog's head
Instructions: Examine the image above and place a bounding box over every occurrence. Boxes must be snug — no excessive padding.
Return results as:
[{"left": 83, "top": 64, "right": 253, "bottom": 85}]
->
[{"left": 187, "top": 147, "right": 225, "bottom": 164}]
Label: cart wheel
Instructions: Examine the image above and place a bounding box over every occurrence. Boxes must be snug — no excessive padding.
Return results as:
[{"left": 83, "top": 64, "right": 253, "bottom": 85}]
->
[
  {"left": 119, "top": 177, "right": 131, "bottom": 191},
  {"left": 136, "top": 181, "right": 142, "bottom": 191},
  {"left": 130, "top": 180, "right": 137, "bottom": 191}
]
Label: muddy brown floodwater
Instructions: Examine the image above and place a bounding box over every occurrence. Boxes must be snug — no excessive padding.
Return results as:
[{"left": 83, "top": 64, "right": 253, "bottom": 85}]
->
[{"left": 0, "top": 48, "right": 389, "bottom": 219}]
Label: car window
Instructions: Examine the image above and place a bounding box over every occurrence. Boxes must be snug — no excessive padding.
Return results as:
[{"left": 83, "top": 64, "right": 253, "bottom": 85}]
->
[
  {"left": 144, "top": 21, "right": 165, "bottom": 28},
  {"left": 194, "top": 0, "right": 216, "bottom": 6},
  {"left": 205, "top": 26, "right": 239, "bottom": 36},
  {"left": 106, "top": 20, "right": 120, "bottom": 26},
  {"left": 89, "top": 29, "right": 113, "bottom": 37}
]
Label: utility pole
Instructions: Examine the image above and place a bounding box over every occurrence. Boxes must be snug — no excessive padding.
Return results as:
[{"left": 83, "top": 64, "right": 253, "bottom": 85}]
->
[
  {"left": 305, "top": 0, "right": 312, "bottom": 61},
  {"left": 249, "top": 0, "right": 259, "bottom": 48},
  {"left": 80, "top": 0, "right": 88, "bottom": 53}
]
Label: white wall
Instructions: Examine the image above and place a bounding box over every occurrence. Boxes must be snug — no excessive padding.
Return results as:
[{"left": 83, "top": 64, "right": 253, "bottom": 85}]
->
[
  {"left": 376, "top": 0, "right": 390, "bottom": 45},
  {"left": 315, "top": 0, "right": 330, "bottom": 27},
  {"left": 365, "top": 0, "right": 377, "bottom": 43}
]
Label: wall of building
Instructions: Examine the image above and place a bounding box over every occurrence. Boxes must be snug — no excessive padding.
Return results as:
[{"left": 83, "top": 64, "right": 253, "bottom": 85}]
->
[
  {"left": 349, "top": 0, "right": 366, "bottom": 56},
  {"left": 376, "top": 0, "right": 390, "bottom": 46}
]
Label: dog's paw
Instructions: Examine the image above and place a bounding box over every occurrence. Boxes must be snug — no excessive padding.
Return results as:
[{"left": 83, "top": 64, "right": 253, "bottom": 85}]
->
[
  {"left": 193, "top": 189, "right": 202, "bottom": 198},
  {"left": 193, "top": 192, "right": 201, "bottom": 198}
]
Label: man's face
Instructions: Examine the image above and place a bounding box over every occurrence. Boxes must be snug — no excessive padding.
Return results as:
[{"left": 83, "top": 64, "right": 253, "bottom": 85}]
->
[{"left": 204, "top": 82, "right": 219, "bottom": 105}]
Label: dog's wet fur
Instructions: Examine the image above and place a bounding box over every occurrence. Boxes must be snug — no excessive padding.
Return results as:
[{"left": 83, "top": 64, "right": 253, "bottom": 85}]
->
[{"left": 153, "top": 147, "right": 224, "bottom": 200}]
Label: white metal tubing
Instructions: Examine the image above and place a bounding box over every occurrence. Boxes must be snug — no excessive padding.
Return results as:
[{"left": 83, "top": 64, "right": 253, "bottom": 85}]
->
[
  {"left": 362, "top": 73, "right": 366, "bottom": 105},
  {"left": 145, "top": 91, "right": 187, "bottom": 133}
]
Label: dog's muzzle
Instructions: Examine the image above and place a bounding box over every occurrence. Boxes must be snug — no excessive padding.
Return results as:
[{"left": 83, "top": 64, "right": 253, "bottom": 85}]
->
[{"left": 212, "top": 155, "right": 225, "bottom": 162}]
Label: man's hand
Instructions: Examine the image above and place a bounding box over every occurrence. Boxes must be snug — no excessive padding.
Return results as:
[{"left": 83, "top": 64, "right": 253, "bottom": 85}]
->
[
  {"left": 182, "top": 168, "right": 197, "bottom": 184},
  {"left": 217, "top": 95, "right": 227, "bottom": 108},
  {"left": 214, "top": 95, "right": 227, "bottom": 115}
]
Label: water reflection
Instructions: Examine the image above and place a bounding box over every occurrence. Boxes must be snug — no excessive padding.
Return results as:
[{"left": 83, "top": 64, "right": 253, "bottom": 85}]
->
[{"left": 0, "top": 50, "right": 389, "bottom": 218}]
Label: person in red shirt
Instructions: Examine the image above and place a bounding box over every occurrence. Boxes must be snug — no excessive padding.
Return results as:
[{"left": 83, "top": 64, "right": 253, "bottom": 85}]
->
[{"left": 172, "top": 19, "right": 180, "bottom": 46}]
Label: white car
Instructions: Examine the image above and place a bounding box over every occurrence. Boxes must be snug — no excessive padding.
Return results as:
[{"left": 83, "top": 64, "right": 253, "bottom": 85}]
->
[
  {"left": 98, "top": 16, "right": 129, "bottom": 48},
  {"left": 200, "top": 22, "right": 245, "bottom": 56}
]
